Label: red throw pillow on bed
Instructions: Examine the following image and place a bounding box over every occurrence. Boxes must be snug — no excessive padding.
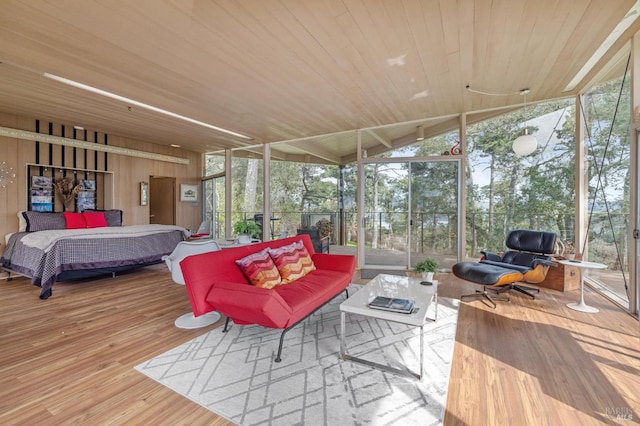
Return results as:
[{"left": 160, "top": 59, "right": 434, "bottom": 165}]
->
[
  {"left": 83, "top": 211, "right": 108, "bottom": 228},
  {"left": 64, "top": 212, "right": 87, "bottom": 229}
]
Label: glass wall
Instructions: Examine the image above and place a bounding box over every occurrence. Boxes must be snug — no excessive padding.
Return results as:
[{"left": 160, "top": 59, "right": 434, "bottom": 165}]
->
[
  {"left": 580, "top": 73, "right": 631, "bottom": 306},
  {"left": 220, "top": 154, "right": 341, "bottom": 240},
  {"left": 268, "top": 160, "right": 339, "bottom": 240},
  {"left": 204, "top": 153, "right": 225, "bottom": 176},
  {"left": 229, "top": 156, "right": 264, "bottom": 236},
  {"left": 202, "top": 176, "right": 225, "bottom": 238},
  {"left": 202, "top": 79, "right": 635, "bottom": 311},
  {"left": 203, "top": 153, "right": 226, "bottom": 237},
  {"left": 465, "top": 98, "right": 576, "bottom": 257}
]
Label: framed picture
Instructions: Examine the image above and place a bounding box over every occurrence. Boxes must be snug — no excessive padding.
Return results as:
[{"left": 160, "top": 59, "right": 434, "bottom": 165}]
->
[
  {"left": 30, "top": 189, "right": 53, "bottom": 211},
  {"left": 140, "top": 181, "right": 149, "bottom": 206},
  {"left": 77, "top": 198, "right": 95, "bottom": 212},
  {"left": 31, "top": 202, "right": 53, "bottom": 212},
  {"left": 32, "top": 175, "right": 52, "bottom": 189},
  {"left": 81, "top": 179, "right": 96, "bottom": 190},
  {"left": 180, "top": 184, "right": 198, "bottom": 202}
]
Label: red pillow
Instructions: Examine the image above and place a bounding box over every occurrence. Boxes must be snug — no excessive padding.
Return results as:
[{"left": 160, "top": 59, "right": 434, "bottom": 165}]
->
[
  {"left": 64, "top": 212, "right": 87, "bottom": 229},
  {"left": 83, "top": 211, "right": 108, "bottom": 228}
]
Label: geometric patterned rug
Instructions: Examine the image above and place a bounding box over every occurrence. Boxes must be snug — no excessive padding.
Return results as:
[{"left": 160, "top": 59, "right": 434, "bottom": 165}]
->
[{"left": 135, "top": 286, "right": 459, "bottom": 425}]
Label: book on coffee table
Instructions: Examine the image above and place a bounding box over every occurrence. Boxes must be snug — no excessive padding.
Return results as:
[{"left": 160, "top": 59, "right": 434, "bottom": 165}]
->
[{"left": 368, "top": 296, "right": 415, "bottom": 314}]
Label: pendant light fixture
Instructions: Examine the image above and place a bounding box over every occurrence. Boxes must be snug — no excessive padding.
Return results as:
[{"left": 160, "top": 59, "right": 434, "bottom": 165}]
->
[{"left": 512, "top": 88, "right": 537, "bottom": 156}]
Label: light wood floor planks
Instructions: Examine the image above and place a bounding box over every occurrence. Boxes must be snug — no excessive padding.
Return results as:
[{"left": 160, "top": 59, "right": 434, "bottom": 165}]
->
[{"left": 0, "top": 265, "right": 638, "bottom": 425}]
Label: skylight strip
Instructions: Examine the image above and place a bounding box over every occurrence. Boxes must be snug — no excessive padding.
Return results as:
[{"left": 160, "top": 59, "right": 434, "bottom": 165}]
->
[
  {"left": 564, "top": 1, "right": 640, "bottom": 92},
  {"left": 43, "top": 73, "right": 253, "bottom": 140}
]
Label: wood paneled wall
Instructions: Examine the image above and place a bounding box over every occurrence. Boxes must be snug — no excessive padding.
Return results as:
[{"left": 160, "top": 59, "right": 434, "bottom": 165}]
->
[{"left": 0, "top": 112, "right": 202, "bottom": 240}]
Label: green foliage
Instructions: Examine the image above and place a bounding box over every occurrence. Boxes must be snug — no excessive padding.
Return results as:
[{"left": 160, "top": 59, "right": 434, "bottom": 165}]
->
[
  {"left": 414, "top": 258, "right": 439, "bottom": 273},
  {"left": 226, "top": 157, "right": 340, "bottom": 235},
  {"left": 233, "top": 219, "right": 261, "bottom": 239},
  {"left": 315, "top": 218, "right": 334, "bottom": 239}
]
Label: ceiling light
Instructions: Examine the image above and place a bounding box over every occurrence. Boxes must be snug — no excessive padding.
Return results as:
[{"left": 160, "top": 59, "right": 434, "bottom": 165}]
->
[
  {"left": 512, "top": 89, "right": 537, "bottom": 156},
  {"left": 73, "top": 125, "right": 84, "bottom": 130},
  {"left": 170, "top": 144, "right": 181, "bottom": 148},
  {"left": 512, "top": 130, "right": 537, "bottom": 157},
  {"left": 43, "top": 73, "right": 253, "bottom": 140},
  {"left": 416, "top": 125, "right": 424, "bottom": 141}
]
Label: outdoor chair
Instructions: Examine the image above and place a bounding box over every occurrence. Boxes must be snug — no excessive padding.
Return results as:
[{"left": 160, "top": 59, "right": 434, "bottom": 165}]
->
[{"left": 296, "top": 228, "right": 330, "bottom": 253}]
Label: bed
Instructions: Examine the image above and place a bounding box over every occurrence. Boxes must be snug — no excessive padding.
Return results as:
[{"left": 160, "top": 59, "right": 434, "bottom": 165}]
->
[{"left": 1, "top": 210, "right": 188, "bottom": 299}]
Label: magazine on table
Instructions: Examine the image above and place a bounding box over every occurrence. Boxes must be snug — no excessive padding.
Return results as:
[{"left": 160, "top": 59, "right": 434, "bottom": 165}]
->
[{"left": 368, "top": 296, "right": 415, "bottom": 314}]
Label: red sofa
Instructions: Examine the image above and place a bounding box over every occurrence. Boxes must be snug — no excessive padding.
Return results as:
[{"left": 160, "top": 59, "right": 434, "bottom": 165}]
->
[{"left": 180, "top": 234, "right": 356, "bottom": 361}]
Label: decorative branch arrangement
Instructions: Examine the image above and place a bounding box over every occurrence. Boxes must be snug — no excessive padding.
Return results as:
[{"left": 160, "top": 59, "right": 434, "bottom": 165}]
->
[{"left": 53, "top": 177, "right": 82, "bottom": 210}]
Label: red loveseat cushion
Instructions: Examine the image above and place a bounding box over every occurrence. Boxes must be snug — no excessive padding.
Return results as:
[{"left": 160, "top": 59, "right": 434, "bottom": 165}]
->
[
  {"left": 206, "top": 281, "right": 293, "bottom": 328},
  {"left": 275, "top": 269, "right": 352, "bottom": 326}
]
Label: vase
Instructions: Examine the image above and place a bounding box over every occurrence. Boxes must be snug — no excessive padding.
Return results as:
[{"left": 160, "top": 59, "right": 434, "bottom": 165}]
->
[
  {"left": 63, "top": 197, "right": 75, "bottom": 211},
  {"left": 421, "top": 272, "right": 434, "bottom": 282}
]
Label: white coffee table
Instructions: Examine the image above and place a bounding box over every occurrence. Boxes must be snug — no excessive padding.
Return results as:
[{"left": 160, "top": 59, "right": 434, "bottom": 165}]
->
[
  {"left": 558, "top": 259, "right": 607, "bottom": 313},
  {"left": 340, "top": 273, "right": 438, "bottom": 380}
]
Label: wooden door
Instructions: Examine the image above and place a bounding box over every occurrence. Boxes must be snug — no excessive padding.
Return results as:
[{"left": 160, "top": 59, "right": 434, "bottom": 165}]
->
[{"left": 149, "top": 177, "right": 175, "bottom": 225}]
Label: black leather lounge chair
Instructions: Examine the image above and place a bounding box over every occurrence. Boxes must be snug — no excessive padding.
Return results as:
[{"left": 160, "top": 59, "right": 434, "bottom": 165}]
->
[{"left": 452, "top": 229, "right": 557, "bottom": 308}]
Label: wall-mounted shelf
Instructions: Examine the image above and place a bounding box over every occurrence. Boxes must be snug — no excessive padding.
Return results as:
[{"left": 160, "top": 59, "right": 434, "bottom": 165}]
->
[{"left": 26, "top": 163, "right": 114, "bottom": 212}]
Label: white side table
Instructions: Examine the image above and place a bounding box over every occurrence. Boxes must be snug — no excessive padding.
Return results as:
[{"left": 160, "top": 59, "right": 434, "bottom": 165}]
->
[{"left": 558, "top": 260, "right": 606, "bottom": 313}]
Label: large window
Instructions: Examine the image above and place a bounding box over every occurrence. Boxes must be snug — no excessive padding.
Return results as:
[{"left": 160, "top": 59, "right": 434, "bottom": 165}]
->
[
  {"left": 268, "top": 160, "right": 339, "bottom": 239},
  {"left": 465, "top": 98, "right": 576, "bottom": 257},
  {"left": 581, "top": 73, "right": 631, "bottom": 306}
]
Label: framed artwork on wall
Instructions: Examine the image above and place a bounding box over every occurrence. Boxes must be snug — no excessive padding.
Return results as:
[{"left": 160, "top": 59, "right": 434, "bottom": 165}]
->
[
  {"left": 32, "top": 175, "right": 52, "bottom": 189},
  {"left": 30, "top": 188, "right": 53, "bottom": 211},
  {"left": 140, "top": 181, "right": 149, "bottom": 206},
  {"left": 180, "top": 184, "right": 198, "bottom": 202},
  {"left": 82, "top": 179, "right": 96, "bottom": 190}
]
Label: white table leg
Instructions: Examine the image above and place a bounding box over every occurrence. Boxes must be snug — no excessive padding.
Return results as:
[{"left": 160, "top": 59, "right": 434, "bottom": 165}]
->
[
  {"left": 566, "top": 268, "right": 599, "bottom": 313},
  {"left": 419, "top": 324, "right": 424, "bottom": 379},
  {"left": 340, "top": 311, "right": 346, "bottom": 356},
  {"left": 340, "top": 311, "right": 424, "bottom": 380}
]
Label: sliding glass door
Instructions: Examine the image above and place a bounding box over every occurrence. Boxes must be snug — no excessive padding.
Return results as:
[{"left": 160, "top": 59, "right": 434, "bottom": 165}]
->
[
  {"left": 362, "top": 159, "right": 460, "bottom": 270},
  {"left": 409, "top": 161, "right": 459, "bottom": 270}
]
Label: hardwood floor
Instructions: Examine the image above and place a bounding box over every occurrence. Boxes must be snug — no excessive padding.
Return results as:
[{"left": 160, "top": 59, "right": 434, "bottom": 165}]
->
[{"left": 0, "top": 265, "right": 638, "bottom": 425}]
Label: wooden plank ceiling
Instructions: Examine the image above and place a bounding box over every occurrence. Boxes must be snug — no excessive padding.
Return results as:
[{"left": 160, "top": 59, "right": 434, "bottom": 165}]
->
[{"left": 0, "top": 0, "right": 637, "bottom": 164}]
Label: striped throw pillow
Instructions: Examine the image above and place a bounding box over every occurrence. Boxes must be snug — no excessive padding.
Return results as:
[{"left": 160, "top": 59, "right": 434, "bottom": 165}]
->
[
  {"left": 268, "top": 240, "right": 316, "bottom": 284},
  {"left": 235, "top": 248, "right": 282, "bottom": 289}
]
